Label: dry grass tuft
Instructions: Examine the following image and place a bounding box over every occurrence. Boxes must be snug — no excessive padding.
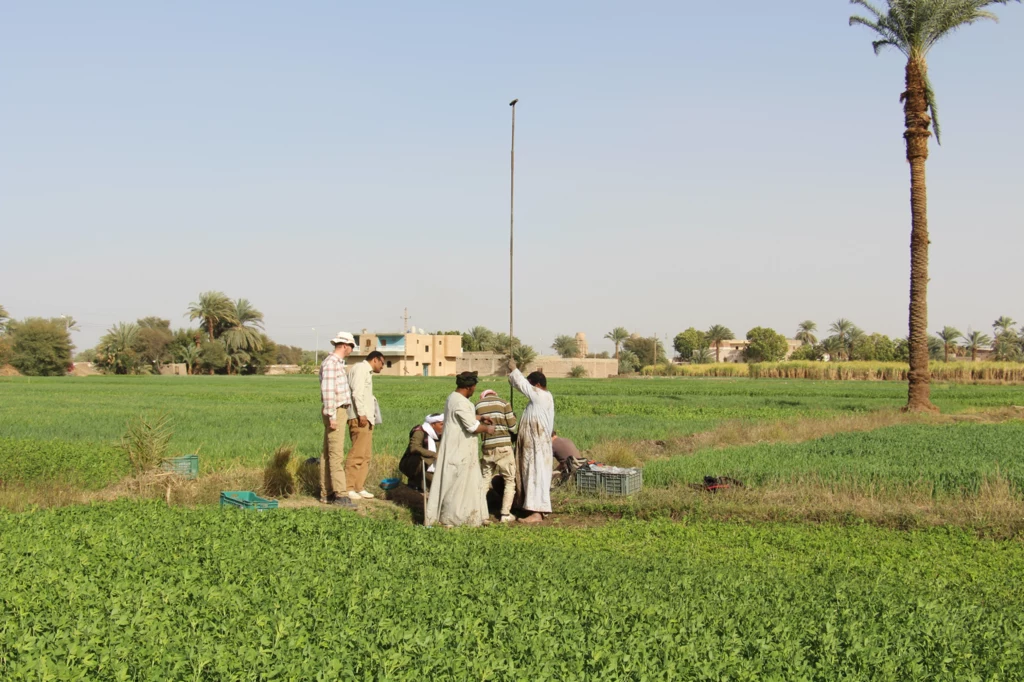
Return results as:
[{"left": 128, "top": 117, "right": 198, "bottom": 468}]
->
[
  {"left": 294, "top": 457, "right": 321, "bottom": 498},
  {"left": 263, "top": 445, "right": 296, "bottom": 498},
  {"left": 367, "top": 454, "right": 401, "bottom": 492},
  {"left": 587, "top": 440, "right": 641, "bottom": 468}
]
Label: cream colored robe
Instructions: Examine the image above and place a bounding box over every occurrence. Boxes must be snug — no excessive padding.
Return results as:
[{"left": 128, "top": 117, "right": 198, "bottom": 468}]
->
[
  {"left": 424, "top": 391, "right": 489, "bottom": 527},
  {"left": 509, "top": 369, "right": 554, "bottom": 513}
]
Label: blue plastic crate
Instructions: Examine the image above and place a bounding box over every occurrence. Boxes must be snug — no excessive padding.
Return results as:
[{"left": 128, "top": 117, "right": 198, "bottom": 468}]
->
[{"left": 220, "top": 490, "right": 279, "bottom": 511}]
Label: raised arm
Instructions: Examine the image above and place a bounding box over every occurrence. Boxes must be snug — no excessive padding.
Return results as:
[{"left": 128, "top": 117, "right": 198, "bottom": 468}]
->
[{"left": 509, "top": 368, "right": 540, "bottom": 402}]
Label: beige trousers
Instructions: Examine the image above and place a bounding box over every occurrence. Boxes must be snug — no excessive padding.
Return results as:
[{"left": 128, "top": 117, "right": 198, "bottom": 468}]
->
[
  {"left": 321, "top": 414, "right": 347, "bottom": 501},
  {"left": 481, "top": 446, "right": 516, "bottom": 516},
  {"left": 346, "top": 420, "right": 374, "bottom": 493}
]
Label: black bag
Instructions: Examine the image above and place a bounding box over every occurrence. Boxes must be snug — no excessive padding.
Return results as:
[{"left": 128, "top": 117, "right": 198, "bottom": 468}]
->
[{"left": 690, "top": 475, "right": 744, "bottom": 493}]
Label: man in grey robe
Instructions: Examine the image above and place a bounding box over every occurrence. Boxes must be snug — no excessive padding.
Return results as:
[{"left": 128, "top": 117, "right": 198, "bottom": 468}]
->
[{"left": 424, "top": 372, "right": 496, "bottom": 528}]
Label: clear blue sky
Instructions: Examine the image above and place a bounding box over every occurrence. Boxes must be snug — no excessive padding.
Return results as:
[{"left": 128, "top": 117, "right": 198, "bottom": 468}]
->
[{"left": 2, "top": 1, "right": 1022, "bottom": 354}]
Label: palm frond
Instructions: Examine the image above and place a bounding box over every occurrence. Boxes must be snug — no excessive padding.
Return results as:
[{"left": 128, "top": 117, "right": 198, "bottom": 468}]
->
[
  {"left": 922, "top": 68, "right": 943, "bottom": 143},
  {"left": 850, "top": 0, "right": 1020, "bottom": 144},
  {"left": 850, "top": 0, "right": 886, "bottom": 19}
]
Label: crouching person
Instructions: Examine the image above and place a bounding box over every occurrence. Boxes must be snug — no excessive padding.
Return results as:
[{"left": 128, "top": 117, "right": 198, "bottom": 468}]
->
[
  {"left": 476, "top": 389, "right": 518, "bottom": 523},
  {"left": 399, "top": 413, "right": 443, "bottom": 492}
]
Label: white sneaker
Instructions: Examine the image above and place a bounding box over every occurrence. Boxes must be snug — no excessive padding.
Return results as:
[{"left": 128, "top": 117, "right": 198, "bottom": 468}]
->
[
  {"left": 358, "top": 490, "right": 375, "bottom": 499},
  {"left": 347, "top": 491, "right": 362, "bottom": 501},
  {"left": 500, "top": 515, "right": 515, "bottom": 523}
]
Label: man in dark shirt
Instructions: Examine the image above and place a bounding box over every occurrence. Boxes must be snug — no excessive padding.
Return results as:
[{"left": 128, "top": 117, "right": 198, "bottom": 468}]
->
[{"left": 399, "top": 414, "right": 443, "bottom": 492}]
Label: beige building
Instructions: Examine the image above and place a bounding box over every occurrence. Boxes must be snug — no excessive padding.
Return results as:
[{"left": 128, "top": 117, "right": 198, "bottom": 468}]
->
[{"left": 348, "top": 331, "right": 462, "bottom": 376}]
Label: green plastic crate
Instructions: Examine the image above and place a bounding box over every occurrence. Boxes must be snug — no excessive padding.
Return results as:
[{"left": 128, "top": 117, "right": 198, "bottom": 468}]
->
[
  {"left": 161, "top": 454, "right": 199, "bottom": 479},
  {"left": 575, "top": 467, "right": 643, "bottom": 496},
  {"left": 220, "top": 490, "right": 279, "bottom": 511}
]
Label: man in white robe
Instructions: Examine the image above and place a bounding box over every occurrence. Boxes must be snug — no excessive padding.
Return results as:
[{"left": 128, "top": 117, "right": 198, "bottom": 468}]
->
[
  {"left": 424, "top": 372, "right": 496, "bottom": 528},
  {"left": 508, "top": 360, "right": 555, "bottom": 523}
]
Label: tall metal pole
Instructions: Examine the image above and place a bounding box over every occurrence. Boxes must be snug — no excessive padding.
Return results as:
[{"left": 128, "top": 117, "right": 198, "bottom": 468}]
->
[{"left": 509, "top": 98, "right": 518, "bottom": 405}]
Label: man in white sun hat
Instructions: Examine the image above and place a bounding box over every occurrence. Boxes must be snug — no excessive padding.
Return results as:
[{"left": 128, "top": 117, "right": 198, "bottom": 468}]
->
[{"left": 319, "top": 331, "right": 356, "bottom": 507}]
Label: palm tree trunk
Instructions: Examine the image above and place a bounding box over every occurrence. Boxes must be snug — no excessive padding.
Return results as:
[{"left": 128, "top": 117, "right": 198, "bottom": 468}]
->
[
  {"left": 715, "top": 342, "right": 721, "bottom": 363},
  {"left": 903, "top": 57, "right": 938, "bottom": 413},
  {"left": 207, "top": 320, "right": 215, "bottom": 343}
]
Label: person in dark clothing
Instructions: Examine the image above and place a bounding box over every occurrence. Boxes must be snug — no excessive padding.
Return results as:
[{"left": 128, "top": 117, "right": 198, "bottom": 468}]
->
[{"left": 399, "top": 413, "right": 444, "bottom": 491}]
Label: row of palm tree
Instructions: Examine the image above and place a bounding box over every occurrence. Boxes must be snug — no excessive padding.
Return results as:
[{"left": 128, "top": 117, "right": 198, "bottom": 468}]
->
[
  {"left": 933, "top": 316, "right": 1024, "bottom": 362},
  {"left": 607, "top": 325, "right": 736, "bottom": 364},
  {"left": 796, "top": 316, "right": 1022, "bottom": 363}
]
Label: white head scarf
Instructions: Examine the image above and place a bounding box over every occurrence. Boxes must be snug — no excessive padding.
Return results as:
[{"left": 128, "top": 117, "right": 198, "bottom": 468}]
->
[{"left": 420, "top": 414, "right": 443, "bottom": 452}]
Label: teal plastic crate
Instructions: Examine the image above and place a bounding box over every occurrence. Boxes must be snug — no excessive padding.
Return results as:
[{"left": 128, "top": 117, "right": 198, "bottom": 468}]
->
[
  {"left": 220, "top": 490, "right": 279, "bottom": 511},
  {"left": 575, "top": 467, "right": 643, "bottom": 496},
  {"left": 161, "top": 454, "right": 199, "bottom": 479}
]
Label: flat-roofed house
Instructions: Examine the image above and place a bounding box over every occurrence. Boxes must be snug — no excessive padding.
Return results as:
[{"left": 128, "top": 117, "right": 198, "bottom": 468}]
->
[{"left": 348, "top": 331, "right": 462, "bottom": 376}]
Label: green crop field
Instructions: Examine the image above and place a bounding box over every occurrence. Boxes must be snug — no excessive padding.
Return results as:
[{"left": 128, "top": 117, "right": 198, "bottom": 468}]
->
[
  {"left": 645, "top": 421, "right": 1024, "bottom": 494},
  {"left": 2, "top": 502, "right": 1023, "bottom": 681},
  {"left": 4, "top": 375, "right": 1024, "bottom": 489},
  {"left": 4, "top": 377, "right": 1024, "bottom": 678}
]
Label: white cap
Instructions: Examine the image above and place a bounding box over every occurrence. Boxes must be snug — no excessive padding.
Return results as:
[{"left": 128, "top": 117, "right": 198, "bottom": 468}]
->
[{"left": 330, "top": 331, "right": 356, "bottom": 346}]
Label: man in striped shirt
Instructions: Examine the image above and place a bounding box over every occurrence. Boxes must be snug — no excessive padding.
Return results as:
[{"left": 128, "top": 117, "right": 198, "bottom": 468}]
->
[
  {"left": 319, "top": 331, "right": 356, "bottom": 507},
  {"left": 476, "top": 389, "right": 518, "bottom": 522}
]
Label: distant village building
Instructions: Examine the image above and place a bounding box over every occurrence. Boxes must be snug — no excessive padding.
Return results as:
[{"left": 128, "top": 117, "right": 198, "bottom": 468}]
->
[
  {"left": 712, "top": 338, "right": 804, "bottom": 363},
  {"left": 348, "top": 330, "right": 462, "bottom": 376}
]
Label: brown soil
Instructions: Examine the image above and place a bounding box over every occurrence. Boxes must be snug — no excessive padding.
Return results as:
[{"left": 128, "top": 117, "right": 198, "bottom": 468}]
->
[{"left": 0, "top": 364, "right": 21, "bottom": 376}]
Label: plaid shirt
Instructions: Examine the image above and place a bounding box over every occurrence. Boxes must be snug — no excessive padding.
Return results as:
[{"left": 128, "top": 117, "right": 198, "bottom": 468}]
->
[{"left": 319, "top": 354, "right": 351, "bottom": 418}]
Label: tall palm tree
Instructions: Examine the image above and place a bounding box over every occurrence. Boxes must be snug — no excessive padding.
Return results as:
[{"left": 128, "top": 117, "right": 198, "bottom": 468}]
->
[
  {"left": 604, "top": 327, "right": 630, "bottom": 361},
  {"left": 963, "top": 330, "right": 991, "bottom": 362},
  {"left": 847, "top": 325, "right": 866, "bottom": 360},
  {"left": 488, "top": 332, "right": 517, "bottom": 354},
  {"left": 993, "top": 316, "right": 1017, "bottom": 336},
  {"left": 821, "top": 336, "right": 845, "bottom": 362},
  {"left": 935, "top": 326, "right": 962, "bottom": 362},
  {"left": 465, "top": 326, "right": 494, "bottom": 352},
  {"left": 175, "top": 343, "right": 200, "bottom": 375},
  {"left": 226, "top": 348, "right": 251, "bottom": 376},
  {"left": 221, "top": 299, "right": 265, "bottom": 373},
  {"left": 508, "top": 343, "right": 537, "bottom": 371},
  {"left": 187, "top": 291, "right": 236, "bottom": 342},
  {"left": 795, "top": 321, "right": 818, "bottom": 346},
  {"left": 828, "top": 319, "right": 856, "bottom": 361},
  {"left": 97, "top": 322, "right": 142, "bottom": 374},
  {"left": 551, "top": 335, "right": 580, "bottom": 359},
  {"left": 705, "top": 325, "right": 734, "bottom": 363},
  {"left": 850, "top": 0, "right": 1019, "bottom": 411},
  {"left": 0, "top": 304, "right": 9, "bottom": 334}
]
